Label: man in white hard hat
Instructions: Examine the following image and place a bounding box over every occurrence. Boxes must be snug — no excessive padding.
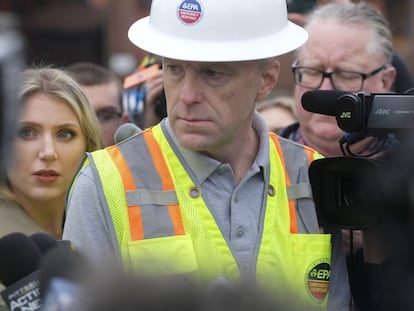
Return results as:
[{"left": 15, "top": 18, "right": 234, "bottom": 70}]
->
[{"left": 63, "top": 0, "right": 350, "bottom": 309}]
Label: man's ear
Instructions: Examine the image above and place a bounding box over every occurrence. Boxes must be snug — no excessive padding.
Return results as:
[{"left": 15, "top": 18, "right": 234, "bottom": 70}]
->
[
  {"left": 256, "top": 58, "right": 280, "bottom": 101},
  {"left": 381, "top": 66, "right": 396, "bottom": 91}
]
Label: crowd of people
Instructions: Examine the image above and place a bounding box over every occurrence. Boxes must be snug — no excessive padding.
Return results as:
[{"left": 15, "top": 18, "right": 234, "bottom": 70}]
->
[{"left": 0, "top": 1, "right": 414, "bottom": 311}]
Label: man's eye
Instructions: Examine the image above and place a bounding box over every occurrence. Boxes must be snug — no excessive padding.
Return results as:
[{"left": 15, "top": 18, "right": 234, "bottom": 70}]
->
[
  {"left": 203, "top": 69, "right": 223, "bottom": 80},
  {"left": 205, "top": 69, "right": 219, "bottom": 77},
  {"left": 96, "top": 111, "right": 122, "bottom": 122},
  {"left": 166, "top": 65, "right": 182, "bottom": 75}
]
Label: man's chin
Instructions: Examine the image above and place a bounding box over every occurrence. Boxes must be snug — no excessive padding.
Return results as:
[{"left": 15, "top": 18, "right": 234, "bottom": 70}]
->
[
  {"left": 313, "top": 127, "right": 343, "bottom": 141},
  {"left": 176, "top": 134, "right": 207, "bottom": 151}
]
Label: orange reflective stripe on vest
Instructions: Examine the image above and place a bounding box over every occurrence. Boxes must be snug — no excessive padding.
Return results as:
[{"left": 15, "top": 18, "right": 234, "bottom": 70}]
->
[
  {"left": 106, "top": 146, "right": 144, "bottom": 240},
  {"left": 269, "top": 133, "right": 298, "bottom": 234},
  {"left": 143, "top": 130, "right": 185, "bottom": 237},
  {"left": 106, "top": 129, "right": 311, "bottom": 240},
  {"left": 107, "top": 130, "right": 185, "bottom": 241}
]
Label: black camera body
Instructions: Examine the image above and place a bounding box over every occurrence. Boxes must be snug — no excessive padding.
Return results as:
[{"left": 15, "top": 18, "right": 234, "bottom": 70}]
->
[
  {"left": 335, "top": 92, "right": 414, "bottom": 135},
  {"left": 302, "top": 90, "right": 414, "bottom": 228},
  {"left": 309, "top": 157, "right": 384, "bottom": 229}
]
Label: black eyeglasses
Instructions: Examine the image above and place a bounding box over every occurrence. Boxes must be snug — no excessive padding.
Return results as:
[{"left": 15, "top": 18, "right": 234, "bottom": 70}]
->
[
  {"left": 96, "top": 110, "right": 122, "bottom": 123},
  {"left": 292, "top": 61, "right": 387, "bottom": 92}
]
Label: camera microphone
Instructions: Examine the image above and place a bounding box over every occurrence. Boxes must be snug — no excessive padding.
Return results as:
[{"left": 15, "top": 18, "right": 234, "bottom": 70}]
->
[
  {"left": 301, "top": 90, "right": 348, "bottom": 116},
  {"left": 302, "top": 90, "right": 414, "bottom": 135}
]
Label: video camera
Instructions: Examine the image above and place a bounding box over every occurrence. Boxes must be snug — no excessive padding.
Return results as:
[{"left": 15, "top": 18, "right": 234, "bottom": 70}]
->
[{"left": 302, "top": 90, "right": 414, "bottom": 229}]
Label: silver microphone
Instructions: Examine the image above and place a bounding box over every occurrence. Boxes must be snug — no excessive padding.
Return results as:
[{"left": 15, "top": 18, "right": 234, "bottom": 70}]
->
[{"left": 114, "top": 123, "right": 142, "bottom": 143}]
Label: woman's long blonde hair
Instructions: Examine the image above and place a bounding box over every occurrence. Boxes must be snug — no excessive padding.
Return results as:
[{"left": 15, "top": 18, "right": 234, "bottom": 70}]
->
[{"left": 0, "top": 66, "right": 103, "bottom": 202}]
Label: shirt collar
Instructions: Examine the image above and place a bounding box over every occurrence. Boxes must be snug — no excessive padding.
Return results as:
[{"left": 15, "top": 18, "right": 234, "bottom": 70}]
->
[{"left": 161, "top": 112, "right": 270, "bottom": 184}]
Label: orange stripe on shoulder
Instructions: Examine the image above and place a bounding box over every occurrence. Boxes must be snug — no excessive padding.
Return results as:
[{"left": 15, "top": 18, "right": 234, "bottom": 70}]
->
[
  {"left": 106, "top": 147, "right": 137, "bottom": 191},
  {"left": 144, "top": 131, "right": 185, "bottom": 236},
  {"left": 269, "top": 133, "right": 298, "bottom": 233},
  {"left": 106, "top": 146, "right": 144, "bottom": 240}
]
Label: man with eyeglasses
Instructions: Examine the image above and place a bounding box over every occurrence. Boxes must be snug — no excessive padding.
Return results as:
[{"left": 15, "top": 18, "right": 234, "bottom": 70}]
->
[
  {"left": 280, "top": 2, "right": 398, "bottom": 158},
  {"left": 67, "top": 62, "right": 130, "bottom": 147},
  {"left": 280, "top": 3, "right": 407, "bottom": 309}
]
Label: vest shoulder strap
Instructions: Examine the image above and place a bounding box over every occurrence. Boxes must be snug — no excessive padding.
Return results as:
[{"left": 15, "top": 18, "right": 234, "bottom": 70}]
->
[{"left": 269, "top": 133, "right": 322, "bottom": 233}]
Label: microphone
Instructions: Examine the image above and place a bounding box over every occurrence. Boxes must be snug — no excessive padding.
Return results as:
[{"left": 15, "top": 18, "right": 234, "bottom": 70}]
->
[
  {"left": 301, "top": 90, "right": 349, "bottom": 116},
  {"left": 29, "top": 233, "right": 58, "bottom": 255},
  {"left": 114, "top": 123, "right": 142, "bottom": 143},
  {"left": 39, "top": 247, "right": 94, "bottom": 311},
  {"left": 0, "top": 232, "right": 42, "bottom": 310},
  {"left": 30, "top": 233, "right": 75, "bottom": 255}
]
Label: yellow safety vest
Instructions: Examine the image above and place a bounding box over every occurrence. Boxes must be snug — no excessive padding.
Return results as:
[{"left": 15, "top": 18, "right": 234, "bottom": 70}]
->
[{"left": 87, "top": 124, "right": 330, "bottom": 309}]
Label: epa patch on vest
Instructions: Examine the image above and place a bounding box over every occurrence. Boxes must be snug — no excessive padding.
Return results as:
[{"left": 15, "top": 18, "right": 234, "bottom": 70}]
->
[{"left": 305, "top": 259, "right": 330, "bottom": 303}]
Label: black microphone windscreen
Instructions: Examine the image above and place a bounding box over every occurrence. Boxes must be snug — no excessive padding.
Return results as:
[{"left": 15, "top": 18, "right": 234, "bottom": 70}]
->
[
  {"left": 0, "top": 232, "right": 42, "bottom": 286},
  {"left": 30, "top": 233, "right": 59, "bottom": 255},
  {"left": 39, "top": 246, "right": 93, "bottom": 298},
  {"left": 301, "top": 90, "right": 349, "bottom": 116},
  {"left": 114, "top": 123, "right": 142, "bottom": 143}
]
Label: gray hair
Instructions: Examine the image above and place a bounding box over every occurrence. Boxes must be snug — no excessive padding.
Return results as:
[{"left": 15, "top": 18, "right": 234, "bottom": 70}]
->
[{"left": 302, "top": 2, "right": 393, "bottom": 63}]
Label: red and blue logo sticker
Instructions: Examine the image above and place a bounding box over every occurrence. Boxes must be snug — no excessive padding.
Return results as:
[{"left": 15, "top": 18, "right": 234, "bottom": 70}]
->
[
  {"left": 177, "top": 0, "right": 203, "bottom": 25},
  {"left": 305, "top": 259, "right": 330, "bottom": 303}
]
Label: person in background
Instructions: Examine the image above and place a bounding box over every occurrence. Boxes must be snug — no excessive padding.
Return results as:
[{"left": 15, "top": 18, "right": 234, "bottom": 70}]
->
[
  {"left": 280, "top": 0, "right": 396, "bottom": 253},
  {"left": 63, "top": 0, "right": 350, "bottom": 309},
  {"left": 67, "top": 62, "right": 130, "bottom": 147},
  {"left": 280, "top": 2, "right": 397, "bottom": 158},
  {"left": 0, "top": 67, "right": 102, "bottom": 240},
  {"left": 122, "top": 54, "right": 167, "bottom": 129},
  {"left": 0, "top": 67, "right": 102, "bottom": 309},
  {"left": 256, "top": 93, "right": 297, "bottom": 133},
  {"left": 279, "top": 3, "right": 402, "bottom": 309},
  {"left": 287, "top": 0, "right": 414, "bottom": 94}
]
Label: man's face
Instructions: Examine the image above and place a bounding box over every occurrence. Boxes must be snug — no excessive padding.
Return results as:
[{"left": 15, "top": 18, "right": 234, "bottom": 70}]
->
[
  {"left": 294, "top": 20, "right": 395, "bottom": 156},
  {"left": 162, "top": 58, "right": 279, "bottom": 156},
  {"left": 80, "top": 81, "right": 127, "bottom": 147}
]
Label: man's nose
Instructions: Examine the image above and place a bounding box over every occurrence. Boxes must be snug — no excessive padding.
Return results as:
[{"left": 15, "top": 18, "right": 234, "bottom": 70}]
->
[
  {"left": 179, "top": 75, "right": 202, "bottom": 105},
  {"left": 319, "top": 76, "right": 335, "bottom": 91}
]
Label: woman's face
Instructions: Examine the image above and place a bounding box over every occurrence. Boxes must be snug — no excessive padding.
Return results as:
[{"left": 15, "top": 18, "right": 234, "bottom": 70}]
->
[{"left": 8, "top": 93, "right": 87, "bottom": 204}]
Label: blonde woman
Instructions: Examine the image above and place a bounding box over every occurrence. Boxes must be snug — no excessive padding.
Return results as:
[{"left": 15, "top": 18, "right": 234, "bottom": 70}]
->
[{"left": 0, "top": 67, "right": 102, "bottom": 240}]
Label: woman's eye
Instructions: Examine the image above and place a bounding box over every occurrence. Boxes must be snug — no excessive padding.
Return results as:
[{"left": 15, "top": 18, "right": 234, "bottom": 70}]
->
[
  {"left": 57, "top": 130, "right": 75, "bottom": 140},
  {"left": 18, "top": 128, "right": 34, "bottom": 139}
]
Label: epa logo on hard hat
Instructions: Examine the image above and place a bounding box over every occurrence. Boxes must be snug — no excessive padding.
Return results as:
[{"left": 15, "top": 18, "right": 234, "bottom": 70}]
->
[{"left": 177, "top": 0, "right": 203, "bottom": 25}]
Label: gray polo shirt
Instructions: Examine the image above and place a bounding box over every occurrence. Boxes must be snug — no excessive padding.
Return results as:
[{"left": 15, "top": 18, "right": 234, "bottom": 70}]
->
[
  {"left": 164, "top": 114, "right": 269, "bottom": 278},
  {"left": 63, "top": 113, "right": 269, "bottom": 267},
  {"left": 63, "top": 112, "right": 350, "bottom": 310}
]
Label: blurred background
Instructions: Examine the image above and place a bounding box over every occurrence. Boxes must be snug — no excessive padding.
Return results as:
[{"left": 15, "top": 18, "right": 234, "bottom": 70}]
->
[{"left": 0, "top": 0, "right": 413, "bottom": 94}]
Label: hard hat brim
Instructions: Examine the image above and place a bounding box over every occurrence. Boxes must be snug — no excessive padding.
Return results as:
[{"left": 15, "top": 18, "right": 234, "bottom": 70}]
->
[{"left": 128, "top": 16, "right": 308, "bottom": 62}]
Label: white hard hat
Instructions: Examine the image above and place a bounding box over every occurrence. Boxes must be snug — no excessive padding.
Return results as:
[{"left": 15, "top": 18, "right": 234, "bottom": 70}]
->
[{"left": 128, "top": 0, "right": 308, "bottom": 62}]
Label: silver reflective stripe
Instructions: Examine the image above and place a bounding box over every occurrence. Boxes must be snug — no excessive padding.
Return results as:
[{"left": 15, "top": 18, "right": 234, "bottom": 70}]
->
[
  {"left": 114, "top": 132, "right": 177, "bottom": 239},
  {"left": 141, "top": 204, "right": 175, "bottom": 238},
  {"left": 277, "top": 136, "right": 319, "bottom": 233},
  {"left": 126, "top": 189, "right": 178, "bottom": 206},
  {"left": 117, "top": 135, "right": 163, "bottom": 190},
  {"left": 287, "top": 183, "right": 313, "bottom": 200}
]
